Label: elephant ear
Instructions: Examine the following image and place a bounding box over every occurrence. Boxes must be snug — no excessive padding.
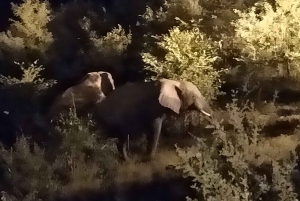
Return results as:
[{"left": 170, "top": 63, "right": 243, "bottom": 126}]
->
[
  {"left": 158, "top": 79, "right": 182, "bottom": 114},
  {"left": 99, "top": 72, "right": 115, "bottom": 96}
]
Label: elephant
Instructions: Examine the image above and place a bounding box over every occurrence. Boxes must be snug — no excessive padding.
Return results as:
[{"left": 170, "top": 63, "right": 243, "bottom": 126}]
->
[
  {"left": 48, "top": 71, "right": 115, "bottom": 120},
  {"left": 93, "top": 78, "right": 213, "bottom": 161}
]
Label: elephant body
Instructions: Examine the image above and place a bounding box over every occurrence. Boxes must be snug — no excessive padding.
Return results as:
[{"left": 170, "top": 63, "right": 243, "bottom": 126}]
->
[
  {"left": 94, "top": 78, "right": 212, "bottom": 161},
  {"left": 48, "top": 71, "right": 115, "bottom": 119},
  {"left": 95, "top": 81, "right": 167, "bottom": 137}
]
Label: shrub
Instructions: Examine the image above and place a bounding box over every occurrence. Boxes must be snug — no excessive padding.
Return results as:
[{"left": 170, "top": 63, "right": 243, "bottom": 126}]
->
[
  {"left": 140, "top": 0, "right": 205, "bottom": 31},
  {"left": 140, "top": 0, "right": 256, "bottom": 40},
  {"left": 0, "top": 107, "right": 119, "bottom": 200},
  {"left": 55, "top": 109, "right": 98, "bottom": 155},
  {"left": 139, "top": 0, "right": 205, "bottom": 49},
  {"left": 79, "top": 16, "right": 132, "bottom": 58},
  {"left": 142, "top": 24, "right": 222, "bottom": 99},
  {"left": 52, "top": 108, "right": 119, "bottom": 192},
  {"left": 0, "top": 60, "right": 56, "bottom": 91},
  {"left": 175, "top": 93, "right": 299, "bottom": 200},
  {"left": 155, "top": 0, "right": 203, "bottom": 21},
  {"left": 0, "top": 136, "right": 60, "bottom": 200},
  {"left": 232, "top": 0, "right": 300, "bottom": 78},
  {"left": 90, "top": 24, "right": 132, "bottom": 56},
  {"left": 0, "top": 0, "right": 53, "bottom": 59}
]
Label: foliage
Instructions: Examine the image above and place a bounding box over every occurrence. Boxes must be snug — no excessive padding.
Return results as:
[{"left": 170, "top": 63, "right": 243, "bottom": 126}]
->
[
  {"left": 140, "top": 0, "right": 204, "bottom": 31},
  {"left": 1, "top": 0, "right": 300, "bottom": 200},
  {"left": 53, "top": 108, "right": 119, "bottom": 191},
  {"left": 175, "top": 93, "right": 299, "bottom": 201},
  {"left": 232, "top": 0, "right": 300, "bottom": 78},
  {"left": 0, "top": 108, "right": 119, "bottom": 200},
  {"left": 142, "top": 24, "right": 223, "bottom": 99},
  {"left": 139, "top": 0, "right": 205, "bottom": 53},
  {"left": 0, "top": 136, "right": 59, "bottom": 201},
  {"left": 79, "top": 16, "right": 132, "bottom": 57},
  {"left": 149, "top": 0, "right": 203, "bottom": 21},
  {"left": 90, "top": 24, "right": 132, "bottom": 56},
  {"left": 55, "top": 108, "right": 97, "bottom": 154},
  {"left": 140, "top": 0, "right": 255, "bottom": 40},
  {"left": 0, "top": 60, "right": 56, "bottom": 91},
  {"left": 0, "top": 0, "right": 53, "bottom": 58}
]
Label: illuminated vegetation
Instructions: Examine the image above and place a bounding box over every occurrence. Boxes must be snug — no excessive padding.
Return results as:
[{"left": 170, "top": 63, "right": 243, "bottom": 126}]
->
[{"left": 0, "top": 0, "right": 299, "bottom": 200}]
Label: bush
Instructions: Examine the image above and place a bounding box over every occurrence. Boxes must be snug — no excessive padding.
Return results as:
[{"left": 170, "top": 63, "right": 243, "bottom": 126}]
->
[
  {"left": 142, "top": 24, "right": 222, "bottom": 99},
  {"left": 0, "top": 136, "right": 60, "bottom": 201},
  {"left": 139, "top": 0, "right": 205, "bottom": 50},
  {"left": 79, "top": 16, "right": 132, "bottom": 58},
  {"left": 175, "top": 93, "right": 299, "bottom": 201},
  {"left": 52, "top": 108, "right": 119, "bottom": 193},
  {"left": 140, "top": 0, "right": 257, "bottom": 40},
  {"left": 147, "top": 0, "right": 204, "bottom": 22},
  {"left": 0, "top": 108, "right": 119, "bottom": 200},
  {"left": 0, "top": 0, "right": 53, "bottom": 60},
  {"left": 232, "top": 0, "right": 300, "bottom": 78},
  {"left": 0, "top": 60, "right": 56, "bottom": 92}
]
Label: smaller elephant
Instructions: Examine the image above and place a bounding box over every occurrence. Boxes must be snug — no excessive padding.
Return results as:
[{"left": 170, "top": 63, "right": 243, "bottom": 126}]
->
[
  {"left": 48, "top": 71, "right": 115, "bottom": 119},
  {"left": 93, "top": 78, "right": 213, "bottom": 161}
]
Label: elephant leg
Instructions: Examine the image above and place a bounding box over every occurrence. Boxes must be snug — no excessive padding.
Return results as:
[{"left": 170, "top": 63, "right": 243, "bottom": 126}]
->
[
  {"left": 146, "top": 115, "right": 165, "bottom": 159},
  {"left": 117, "top": 135, "right": 130, "bottom": 161}
]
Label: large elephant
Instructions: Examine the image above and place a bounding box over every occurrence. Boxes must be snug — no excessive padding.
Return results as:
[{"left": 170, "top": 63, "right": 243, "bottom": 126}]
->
[
  {"left": 48, "top": 71, "right": 115, "bottom": 119},
  {"left": 93, "top": 78, "right": 213, "bottom": 161}
]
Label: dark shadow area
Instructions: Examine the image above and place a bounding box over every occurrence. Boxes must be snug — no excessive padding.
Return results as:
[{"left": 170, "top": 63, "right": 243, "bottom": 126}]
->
[
  {"left": 262, "top": 120, "right": 300, "bottom": 137},
  {"left": 56, "top": 175, "right": 197, "bottom": 201}
]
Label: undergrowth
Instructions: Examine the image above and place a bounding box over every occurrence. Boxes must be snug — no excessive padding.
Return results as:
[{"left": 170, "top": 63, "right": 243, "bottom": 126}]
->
[
  {"left": 0, "top": 108, "right": 119, "bottom": 200},
  {"left": 175, "top": 92, "right": 300, "bottom": 201}
]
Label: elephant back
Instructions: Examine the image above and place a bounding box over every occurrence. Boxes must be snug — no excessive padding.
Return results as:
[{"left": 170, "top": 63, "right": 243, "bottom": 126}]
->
[
  {"left": 48, "top": 71, "right": 115, "bottom": 119},
  {"left": 93, "top": 81, "right": 166, "bottom": 138}
]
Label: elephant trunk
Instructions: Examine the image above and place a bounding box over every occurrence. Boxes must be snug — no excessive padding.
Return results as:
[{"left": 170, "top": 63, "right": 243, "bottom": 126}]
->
[{"left": 195, "top": 96, "right": 213, "bottom": 117}]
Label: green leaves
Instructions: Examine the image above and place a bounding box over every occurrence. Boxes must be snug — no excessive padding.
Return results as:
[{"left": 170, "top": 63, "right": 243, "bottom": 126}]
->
[
  {"left": 175, "top": 96, "right": 299, "bottom": 201},
  {"left": 142, "top": 24, "right": 222, "bottom": 100},
  {"left": 232, "top": 0, "right": 300, "bottom": 78}
]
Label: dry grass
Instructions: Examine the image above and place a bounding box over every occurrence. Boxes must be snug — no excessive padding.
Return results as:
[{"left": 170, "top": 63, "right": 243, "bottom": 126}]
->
[
  {"left": 112, "top": 129, "right": 300, "bottom": 184},
  {"left": 257, "top": 133, "right": 300, "bottom": 163},
  {"left": 114, "top": 148, "right": 181, "bottom": 185}
]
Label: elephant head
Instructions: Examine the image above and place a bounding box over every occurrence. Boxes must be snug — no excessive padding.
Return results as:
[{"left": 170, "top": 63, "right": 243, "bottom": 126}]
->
[
  {"left": 48, "top": 71, "right": 115, "bottom": 119},
  {"left": 81, "top": 71, "right": 115, "bottom": 99},
  {"left": 158, "top": 79, "right": 213, "bottom": 116}
]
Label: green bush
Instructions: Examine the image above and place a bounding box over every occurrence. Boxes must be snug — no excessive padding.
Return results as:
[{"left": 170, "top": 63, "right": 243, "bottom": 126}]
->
[
  {"left": 148, "top": 0, "right": 203, "bottom": 22},
  {"left": 0, "top": 0, "right": 53, "bottom": 59},
  {"left": 232, "top": 0, "right": 300, "bottom": 78},
  {"left": 175, "top": 94, "right": 299, "bottom": 201},
  {"left": 0, "top": 136, "right": 60, "bottom": 201},
  {"left": 140, "top": 0, "right": 257, "bottom": 40},
  {"left": 89, "top": 24, "right": 132, "bottom": 57},
  {"left": 0, "top": 60, "right": 56, "bottom": 91},
  {"left": 0, "top": 108, "right": 119, "bottom": 200},
  {"left": 79, "top": 16, "right": 132, "bottom": 59},
  {"left": 53, "top": 108, "right": 119, "bottom": 192},
  {"left": 139, "top": 0, "right": 205, "bottom": 49},
  {"left": 142, "top": 24, "right": 222, "bottom": 99}
]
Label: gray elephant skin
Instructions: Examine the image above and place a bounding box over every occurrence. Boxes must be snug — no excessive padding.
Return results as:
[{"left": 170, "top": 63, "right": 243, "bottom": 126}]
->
[
  {"left": 48, "top": 71, "right": 115, "bottom": 119},
  {"left": 93, "top": 78, "right": 213, "bottom": 161}
]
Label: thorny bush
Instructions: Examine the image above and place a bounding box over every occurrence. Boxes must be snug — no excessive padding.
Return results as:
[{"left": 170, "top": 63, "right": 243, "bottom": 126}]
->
[{"left": 175, "top": 92, "right": 299, "bottom": 201}]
